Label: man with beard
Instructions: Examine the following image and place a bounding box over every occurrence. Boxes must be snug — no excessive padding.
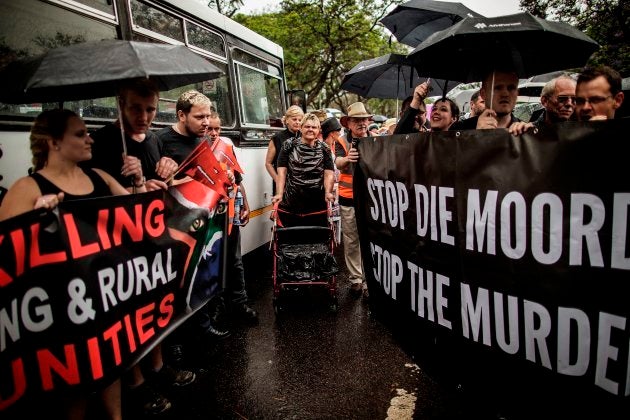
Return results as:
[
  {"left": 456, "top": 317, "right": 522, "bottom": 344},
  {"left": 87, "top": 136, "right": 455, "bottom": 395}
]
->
[
  {"left": 157, "top": 90, "right": 230, "bottom": 340},
  {"left": 450, "top": 67, "right": 521, "bottom": 130},
  {"left": 336, "top": 102, "right": 372, "bottom": 299},
  {"left": 158, "top": 91, "right": 258, "bottom": 343},
  {"left": 159, "top": 89, "right": 213, "bottom": 165}
]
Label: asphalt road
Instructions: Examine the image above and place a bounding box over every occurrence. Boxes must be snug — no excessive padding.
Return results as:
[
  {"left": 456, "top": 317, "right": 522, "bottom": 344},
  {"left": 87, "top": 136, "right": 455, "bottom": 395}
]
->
[
  {"left": 6, "top": 241, "right": 627, "bottom": 419},
  {"left": 127, "top": 243, "right": 481, "bottom": 420}
]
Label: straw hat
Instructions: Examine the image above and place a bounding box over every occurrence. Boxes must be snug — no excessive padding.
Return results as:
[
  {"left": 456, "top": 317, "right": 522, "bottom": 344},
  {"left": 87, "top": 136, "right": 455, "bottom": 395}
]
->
[
  {"left": 340, "top": 102, "right": 373, "bottom": 127},
  {"left": 382, "top": 118, "right": 397, "bottom": 130}
]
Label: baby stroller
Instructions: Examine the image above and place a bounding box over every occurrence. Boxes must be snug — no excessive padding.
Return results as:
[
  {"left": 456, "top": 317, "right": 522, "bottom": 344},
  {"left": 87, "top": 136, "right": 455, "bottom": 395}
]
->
[{"left": 270, "top": 204, "right": 339, "bottom": 314}]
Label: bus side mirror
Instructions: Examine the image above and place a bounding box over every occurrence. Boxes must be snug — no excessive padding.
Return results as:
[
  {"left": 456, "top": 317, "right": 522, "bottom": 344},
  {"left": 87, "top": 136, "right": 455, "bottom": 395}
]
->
[{"left": 288, "top": 89, "right": 306, "bottom": 113}]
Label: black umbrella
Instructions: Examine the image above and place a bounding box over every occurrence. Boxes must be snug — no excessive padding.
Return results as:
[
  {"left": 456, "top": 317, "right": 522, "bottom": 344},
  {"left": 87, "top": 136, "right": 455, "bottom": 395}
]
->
[
  {"left": 341, "top": 53, "right": 461, "bottom": 99},
  {"left": 527, "top": 70, "right": 577, "bottom": 83},
  {"left": 380, "top": 0, "right": 481, "bottom": 48},
  {"left": 408, "top": 12, "right": 599, "bottom": 83},
  {"left": 0, "top": 39, "right": 224, "bottom": 104}
]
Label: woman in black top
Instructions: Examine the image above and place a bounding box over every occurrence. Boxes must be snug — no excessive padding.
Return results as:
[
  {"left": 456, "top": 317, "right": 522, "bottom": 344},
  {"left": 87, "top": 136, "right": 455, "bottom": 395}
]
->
[
  {"left": 0, "top": 109, "right": 140, "bottom": 420},
  {"left": 272, "top": 113, "right": 335, "bottom": 227},
  {"left": 265, "top": 105, "right": 304, "bottom": 193},
  {"left": 0, "top": 109, "right": 141, "bottom": 220}
]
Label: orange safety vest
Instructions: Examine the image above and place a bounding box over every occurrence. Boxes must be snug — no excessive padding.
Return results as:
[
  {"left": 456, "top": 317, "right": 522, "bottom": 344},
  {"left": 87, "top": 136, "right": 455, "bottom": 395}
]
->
[{"left": 336, "top": 138, "right": 353, "bottom": 200}]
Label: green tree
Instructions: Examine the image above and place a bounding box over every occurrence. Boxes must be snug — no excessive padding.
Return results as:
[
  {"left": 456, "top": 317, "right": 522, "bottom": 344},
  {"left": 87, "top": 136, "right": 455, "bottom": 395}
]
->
[
  {"left": 207, "top": 0, "right": 245, "bottom": 18},
  {"left": 520, "top": 0, "right": 629, "bottom": 75},
  {"left": 235, "top": 0, "right": 406, "bottom": 114}
]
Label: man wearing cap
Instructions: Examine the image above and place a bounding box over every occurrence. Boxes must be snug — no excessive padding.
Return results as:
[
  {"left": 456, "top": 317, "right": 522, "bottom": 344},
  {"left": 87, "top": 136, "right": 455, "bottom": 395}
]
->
[{"left": 336, "top": 102, "right": 371, "bottom": 298}]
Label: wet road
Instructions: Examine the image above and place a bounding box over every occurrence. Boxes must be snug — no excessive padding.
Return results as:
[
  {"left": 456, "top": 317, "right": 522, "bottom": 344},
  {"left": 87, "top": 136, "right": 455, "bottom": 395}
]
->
[{"left": 134, "top": 244, "right": 474, "bottom": 420}]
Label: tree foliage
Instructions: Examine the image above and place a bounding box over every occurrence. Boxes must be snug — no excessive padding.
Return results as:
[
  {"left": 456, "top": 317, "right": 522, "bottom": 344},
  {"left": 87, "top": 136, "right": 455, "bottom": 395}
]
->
[
  {"left": 207, "top": 0, "right": 244, "bottom": 18},
  {"left": 234, "top": 0, "right": 405, "bottom": 114},
  {"left": 519, "top": 0, "right": 629, "bottom": 75}
]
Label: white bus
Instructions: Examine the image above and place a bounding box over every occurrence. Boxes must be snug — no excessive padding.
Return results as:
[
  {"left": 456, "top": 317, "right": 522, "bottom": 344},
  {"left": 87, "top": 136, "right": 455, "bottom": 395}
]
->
[{"left": 0, "top": 0, "right": 300, "bottom": 256}]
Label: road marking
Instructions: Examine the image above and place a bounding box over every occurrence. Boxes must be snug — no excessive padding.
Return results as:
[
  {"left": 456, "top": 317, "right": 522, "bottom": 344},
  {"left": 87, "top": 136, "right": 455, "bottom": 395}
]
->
[{"left": 386, "top": 388, "right": 417, "bottom": 420}]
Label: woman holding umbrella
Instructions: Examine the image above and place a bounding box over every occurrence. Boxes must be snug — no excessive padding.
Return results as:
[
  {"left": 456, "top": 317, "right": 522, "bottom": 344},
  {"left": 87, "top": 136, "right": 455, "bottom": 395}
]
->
[
  {"left": 0, "top": 108, "right": 142, "bottom": 419},
  {"left": 428, "top": 97, "right": 460, "bottom": 131}
]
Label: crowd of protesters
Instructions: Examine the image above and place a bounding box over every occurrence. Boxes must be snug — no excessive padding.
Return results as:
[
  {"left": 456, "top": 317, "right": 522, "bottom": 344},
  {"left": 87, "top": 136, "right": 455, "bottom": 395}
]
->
[{"left": 0, "top": 61, "right": 625, "bottom": 419}]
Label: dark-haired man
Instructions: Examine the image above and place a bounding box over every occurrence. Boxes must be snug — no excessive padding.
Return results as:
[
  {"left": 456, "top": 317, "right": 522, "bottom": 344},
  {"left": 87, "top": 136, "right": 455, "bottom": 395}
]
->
[
  {"left": 394, "top": 82, "right": 430, "bottom": 134},
  {"left": 575, "top": 65, "right": 625, "bottom": 121}
]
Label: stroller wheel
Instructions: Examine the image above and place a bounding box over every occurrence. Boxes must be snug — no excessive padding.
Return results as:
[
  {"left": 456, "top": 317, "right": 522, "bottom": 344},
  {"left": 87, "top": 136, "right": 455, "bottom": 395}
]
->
[
  {"left": 328, "top": 297, "right": 338, "bottom": 313},
  {"left": 273, "top": 297, "right": 284, "bottom": 316}
]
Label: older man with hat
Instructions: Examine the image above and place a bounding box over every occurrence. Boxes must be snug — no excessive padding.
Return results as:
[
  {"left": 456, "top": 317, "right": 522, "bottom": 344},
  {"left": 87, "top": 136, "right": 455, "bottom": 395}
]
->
[{"left": 335, "top": 102, "right": 371, "bottom": 298}]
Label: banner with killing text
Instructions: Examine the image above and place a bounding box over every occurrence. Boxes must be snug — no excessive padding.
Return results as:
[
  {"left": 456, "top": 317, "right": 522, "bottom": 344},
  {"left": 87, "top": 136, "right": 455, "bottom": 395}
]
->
[
  {"left": 354, "top": 119, "right": 630, "bottom": 410},
  {"left": 0, "top": 185, "right": 224, "bottom": 411}
]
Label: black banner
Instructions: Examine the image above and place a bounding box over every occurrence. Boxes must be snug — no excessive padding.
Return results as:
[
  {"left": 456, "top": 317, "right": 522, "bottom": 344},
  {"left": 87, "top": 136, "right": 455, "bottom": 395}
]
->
[
  {"left": 0, "top": 187, "right": 224, "bottom": 410},
  {"left": 355, "top": 119, "right": 630, "bottom": 414}
]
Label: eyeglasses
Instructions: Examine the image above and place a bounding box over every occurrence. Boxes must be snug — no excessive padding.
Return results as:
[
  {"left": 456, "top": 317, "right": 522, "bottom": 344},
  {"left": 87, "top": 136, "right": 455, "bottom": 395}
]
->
[
  {"left": 555, "top": 95, "right": 576, "bottom": 104},
  {"left": 574, "top": 95, "right": 613, "bottom": 106}
]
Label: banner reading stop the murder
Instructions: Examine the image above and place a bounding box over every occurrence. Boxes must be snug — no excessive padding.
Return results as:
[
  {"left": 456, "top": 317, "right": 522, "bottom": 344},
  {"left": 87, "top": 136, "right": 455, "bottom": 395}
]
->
[
  {"left": 354, "top": 119, "right": 630, "bottom": 410},
  {"left": 0, "top": 184, "right": 224, "bottom": 411}
]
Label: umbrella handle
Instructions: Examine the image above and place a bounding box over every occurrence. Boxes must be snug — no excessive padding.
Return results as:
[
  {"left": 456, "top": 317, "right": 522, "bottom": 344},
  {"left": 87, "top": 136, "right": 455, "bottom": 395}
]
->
[{"left": 116, "top": 96, "right": 128, "bottom": 158}]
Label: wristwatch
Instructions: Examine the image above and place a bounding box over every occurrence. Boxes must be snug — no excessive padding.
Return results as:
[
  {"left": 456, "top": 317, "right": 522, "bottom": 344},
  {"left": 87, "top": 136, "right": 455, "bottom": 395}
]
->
[{"left": 134, "top": 176, "right": 146, "bottom": 188}]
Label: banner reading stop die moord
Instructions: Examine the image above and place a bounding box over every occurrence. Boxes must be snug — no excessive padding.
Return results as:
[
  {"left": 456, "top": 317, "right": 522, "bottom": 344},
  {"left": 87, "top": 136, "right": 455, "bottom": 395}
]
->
[{"left": 354, "top": 119, "right": 630, "bottom": 412}]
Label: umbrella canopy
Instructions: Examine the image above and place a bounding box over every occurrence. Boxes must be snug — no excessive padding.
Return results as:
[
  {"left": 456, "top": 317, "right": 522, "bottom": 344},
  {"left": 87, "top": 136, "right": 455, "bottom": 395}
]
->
[
  {"left": 408, "top": 12, "right": 599, "bottom": 83},
  {"left": 380, "top": 0, "right": 481, "bottom": 47},
  {"left": 341, "top": 53, "right": 461, "bottom": 99},
  {"left": 0, "top": 39, "right": 224, "bottom": 104},
  {"left": 527, "top": 70, "right": 577, "bottom": 83}
]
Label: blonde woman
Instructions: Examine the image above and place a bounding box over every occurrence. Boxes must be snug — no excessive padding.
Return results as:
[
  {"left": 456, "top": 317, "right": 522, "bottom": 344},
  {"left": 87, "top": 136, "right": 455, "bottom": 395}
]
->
[
  {"left": 272, "top": 113, "right": 334, "bottom": 227},
  {"left": 265, "top": 105, "right": 304, "bottom": 193}
]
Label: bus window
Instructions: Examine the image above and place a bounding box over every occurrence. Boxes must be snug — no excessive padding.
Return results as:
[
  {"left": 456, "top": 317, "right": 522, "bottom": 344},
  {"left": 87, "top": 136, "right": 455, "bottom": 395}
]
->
[
  {"left": 154, "top": 60, "right": 233, "bottom": 126},
  {"left": 186, "top": 21, "right": 226, "bottom": 58},
  {"left": 289, "top": 90, "right": 307, "bottom": 113},
  {"left": 0, "top": 0, "right": 118, "bottom": 118},
  {"left": 67, "top": 0, "right": 115, "bottom": 16},
  {"left": 130, "top": 0, "right": 185, "bottom": 43},
  {"left": 234, "top": 51, "right": 284, "bottom": 128}
]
